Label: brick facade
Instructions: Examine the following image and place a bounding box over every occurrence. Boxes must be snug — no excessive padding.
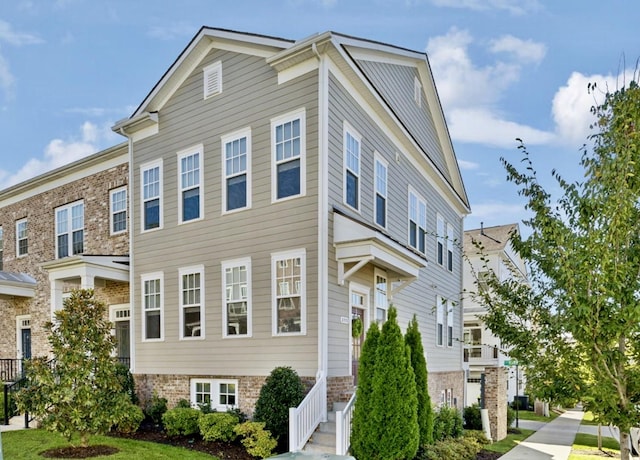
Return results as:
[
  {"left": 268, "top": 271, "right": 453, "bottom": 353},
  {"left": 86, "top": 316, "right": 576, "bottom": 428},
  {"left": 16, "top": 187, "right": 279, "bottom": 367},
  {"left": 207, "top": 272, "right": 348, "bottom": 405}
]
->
[
  {"left": 0, "top": 148, "right": 129, "bottom": 361},
  {"left": 484, "top": 366, "right": 508, "bottom": 441},
  {"left": 429, "top": 370, "right": 465, "bottom": 410}
]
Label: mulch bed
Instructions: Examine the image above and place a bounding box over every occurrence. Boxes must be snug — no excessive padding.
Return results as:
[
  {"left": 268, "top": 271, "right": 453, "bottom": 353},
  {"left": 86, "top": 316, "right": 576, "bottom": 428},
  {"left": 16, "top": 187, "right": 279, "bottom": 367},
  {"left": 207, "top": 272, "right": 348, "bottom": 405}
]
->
[
  {"left": 475, "top": 450, "right": 502, "bottom": 460},
  {"left": 40, "top": 446, "right": 120, "bottom": 458}
]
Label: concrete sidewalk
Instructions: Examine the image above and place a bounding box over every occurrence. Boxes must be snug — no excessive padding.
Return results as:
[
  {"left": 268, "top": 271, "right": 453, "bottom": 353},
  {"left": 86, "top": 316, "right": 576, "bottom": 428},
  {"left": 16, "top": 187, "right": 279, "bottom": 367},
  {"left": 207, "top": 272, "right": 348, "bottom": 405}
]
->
[{"left": 499, "top": 408, "right": 584, "bottom": 460}]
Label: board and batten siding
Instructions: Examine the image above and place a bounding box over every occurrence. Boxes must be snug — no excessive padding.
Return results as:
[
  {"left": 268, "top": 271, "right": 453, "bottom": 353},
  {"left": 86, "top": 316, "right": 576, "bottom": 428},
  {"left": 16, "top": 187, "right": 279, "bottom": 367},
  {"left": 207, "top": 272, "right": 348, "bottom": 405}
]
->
[
  {"left": 130, "top": 47, "right": 321, "bottom": 377},
  {"left": 326, "top": 72, "right": 462, "bottom": 376},
  {"left": 356, "top": 59, "right": 450, "bottom": 183}
]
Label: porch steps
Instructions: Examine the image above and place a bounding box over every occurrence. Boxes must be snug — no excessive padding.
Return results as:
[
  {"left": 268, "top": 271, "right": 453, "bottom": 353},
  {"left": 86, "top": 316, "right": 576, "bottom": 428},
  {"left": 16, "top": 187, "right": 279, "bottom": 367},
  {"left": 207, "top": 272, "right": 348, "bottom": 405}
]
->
[{"left": 302, "top": 401, "right": 347, "bottom": 455}]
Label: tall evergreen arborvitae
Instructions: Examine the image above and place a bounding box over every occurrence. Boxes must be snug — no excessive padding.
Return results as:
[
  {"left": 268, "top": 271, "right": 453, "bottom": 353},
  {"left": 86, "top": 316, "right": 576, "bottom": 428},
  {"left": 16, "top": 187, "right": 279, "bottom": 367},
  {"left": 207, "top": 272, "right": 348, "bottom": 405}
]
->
[
  {"left": 405, "top": 314, "right": 434, "bottom": 446},
  {"left": 350, "top": 322, "right": 380, "bottom": 460},
  {"left": 369, "top": 307, "right": 419, "bottom": 459}
]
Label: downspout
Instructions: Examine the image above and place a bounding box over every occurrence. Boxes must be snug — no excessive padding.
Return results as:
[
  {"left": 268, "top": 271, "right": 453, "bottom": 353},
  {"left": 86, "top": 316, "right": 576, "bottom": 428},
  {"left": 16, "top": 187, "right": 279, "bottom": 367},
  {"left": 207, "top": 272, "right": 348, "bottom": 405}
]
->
[
  {"left": 119, "top": 127, "right": 136, "bottom": 373},
  {"left": 313, "top": 41, "right": 329, "bottom": 383}
]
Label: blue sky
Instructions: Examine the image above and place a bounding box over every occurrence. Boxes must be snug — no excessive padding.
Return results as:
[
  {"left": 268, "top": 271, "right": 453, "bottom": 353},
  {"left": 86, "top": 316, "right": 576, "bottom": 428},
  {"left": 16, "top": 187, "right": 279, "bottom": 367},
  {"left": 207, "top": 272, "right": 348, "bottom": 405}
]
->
[{"left": 0, "top": 0, "right": 637, "bottom": 230}]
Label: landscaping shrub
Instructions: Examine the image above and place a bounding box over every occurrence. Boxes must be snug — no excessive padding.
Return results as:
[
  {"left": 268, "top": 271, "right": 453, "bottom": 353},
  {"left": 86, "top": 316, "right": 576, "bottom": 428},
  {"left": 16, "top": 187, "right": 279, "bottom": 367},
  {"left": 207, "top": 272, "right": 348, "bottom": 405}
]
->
[
  {"left": 144, "top": 392, "right": 168, "bottom": 425},
  {"left": 114, "top": 363, "right": 138, "bottom": 404},
  {"left": 226, "top": 407, "right": 248, "bottom": 423},
  {"left": 507, "top": 404, "right": 516, "bottom": 428},
  {"left": 463, "top": 404, "right": 482, "bottom": 430},
  {"left": 199, "top": 412, "right": 239, "bottom": 442},
  {"left": 433, "top": 406, "right": 463, "bottom": 441},
  {"left": 253, "top": 366, "right": 305, "bottom": 446},
  {"left": 406, "top": 315, "right": 434, "bottom": 445},
  {"left": 234, "top": 421, "right": 277, "bottom": 459},
  {"left": 463, "top": 429, "right": 490, "bottom": 446},
  {"left": 175, "top": 399, "right": 191, "bottom": 409},
  {"left": 162, "top": 407, "right": 201, "bottom": 436},
  {"left": 114, "top": 403, "right": 144, "bottom": 434},
  {"left": 0, "top": 392, "right": 17, "bottom": 419},
  {"left": 417, "top": 435, "right": 482, "bottom": 460}
]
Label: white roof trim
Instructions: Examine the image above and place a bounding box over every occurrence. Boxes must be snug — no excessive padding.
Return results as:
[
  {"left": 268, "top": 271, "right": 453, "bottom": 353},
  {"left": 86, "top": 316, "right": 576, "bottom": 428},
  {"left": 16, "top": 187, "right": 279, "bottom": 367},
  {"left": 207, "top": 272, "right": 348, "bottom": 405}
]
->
[{"left": 41, "top": 255, "right": 130, "bottom": 283}]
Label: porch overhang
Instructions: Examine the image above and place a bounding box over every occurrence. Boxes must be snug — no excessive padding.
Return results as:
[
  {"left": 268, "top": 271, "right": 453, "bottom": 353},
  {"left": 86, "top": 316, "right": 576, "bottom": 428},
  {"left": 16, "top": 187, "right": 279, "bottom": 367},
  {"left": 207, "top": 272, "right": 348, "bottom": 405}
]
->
[
  {"left": 333, "top": 211, "right": 426, "bottom": 288},
  {"left": 0, "top": 271, "right": 36, "bottom": 299},
  {"left": 40, "top": 255, "right": 130, "bottom": 284}
]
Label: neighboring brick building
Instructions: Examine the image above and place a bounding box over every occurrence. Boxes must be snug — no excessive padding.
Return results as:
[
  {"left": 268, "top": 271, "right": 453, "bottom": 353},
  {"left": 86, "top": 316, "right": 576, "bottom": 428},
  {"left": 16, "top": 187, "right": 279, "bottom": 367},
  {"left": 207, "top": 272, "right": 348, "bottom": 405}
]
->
[{"left": 0, "top": 143, "right": 130, "bottom": 378}]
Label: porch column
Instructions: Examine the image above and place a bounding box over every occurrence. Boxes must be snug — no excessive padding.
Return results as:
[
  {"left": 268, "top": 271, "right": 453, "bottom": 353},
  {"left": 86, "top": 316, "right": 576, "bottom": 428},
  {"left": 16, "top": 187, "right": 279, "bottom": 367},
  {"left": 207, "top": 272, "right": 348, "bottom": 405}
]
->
[
  {"left": 484, "top": 366, "right": 508, "bottom": 441},
  {"left": 50, "top": 278, "right": 64, "bottom": 317}
]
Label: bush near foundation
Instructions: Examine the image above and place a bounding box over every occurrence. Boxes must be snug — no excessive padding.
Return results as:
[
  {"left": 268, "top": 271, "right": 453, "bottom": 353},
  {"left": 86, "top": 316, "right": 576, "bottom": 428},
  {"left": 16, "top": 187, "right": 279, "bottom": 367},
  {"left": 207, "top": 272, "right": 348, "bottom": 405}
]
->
[
  {"left": 162, "top": 407, "right": 201, "bottom": 436},
  {"left": 433, "top": 406, "right": 463, "bottom": 441},
  {"left": 199, "top": 412, "right": 239, "bottom": 442},
  {"left": 234, "top": 421, "right": 277, "bottom": 459}
]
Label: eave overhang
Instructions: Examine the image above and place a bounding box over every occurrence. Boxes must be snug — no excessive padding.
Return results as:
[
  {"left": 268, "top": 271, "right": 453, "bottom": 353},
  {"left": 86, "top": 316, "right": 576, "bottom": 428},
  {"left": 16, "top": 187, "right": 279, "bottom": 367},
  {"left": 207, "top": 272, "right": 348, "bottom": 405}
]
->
[
  {"left": 40, "top": 255, "right": 130, "bottom": 283},
  {"left": 0, "top": 271, "right": 36, "bottom": 299}
]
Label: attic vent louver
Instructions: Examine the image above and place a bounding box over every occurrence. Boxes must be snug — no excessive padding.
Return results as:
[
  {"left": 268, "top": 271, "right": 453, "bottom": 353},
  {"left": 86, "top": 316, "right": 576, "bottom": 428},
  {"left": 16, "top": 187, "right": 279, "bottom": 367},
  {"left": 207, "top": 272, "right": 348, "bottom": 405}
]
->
[{"left": 203, "top": 61, "right": 222, "bottom": 99}]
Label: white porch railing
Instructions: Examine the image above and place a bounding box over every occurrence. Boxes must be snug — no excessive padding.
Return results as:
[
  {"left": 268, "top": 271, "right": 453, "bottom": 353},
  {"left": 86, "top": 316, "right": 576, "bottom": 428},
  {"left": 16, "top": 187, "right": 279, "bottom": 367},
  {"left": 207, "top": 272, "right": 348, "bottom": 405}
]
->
[
  {"left": 289, "top": 370, "right": 327, "bottom": 452},
  {"left": 336, "top": 391, "right": 356, "bottom": 455}
]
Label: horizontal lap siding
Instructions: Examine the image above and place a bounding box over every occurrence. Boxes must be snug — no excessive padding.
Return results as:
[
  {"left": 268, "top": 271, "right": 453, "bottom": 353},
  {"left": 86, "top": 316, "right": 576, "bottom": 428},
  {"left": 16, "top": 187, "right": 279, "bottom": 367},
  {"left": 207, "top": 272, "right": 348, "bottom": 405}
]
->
[
  {"left": 132, "top": 48, "right": 320, "bottom": 377},
  {"left": 326, "top": 73, "right": 462, "bottom": 375}
]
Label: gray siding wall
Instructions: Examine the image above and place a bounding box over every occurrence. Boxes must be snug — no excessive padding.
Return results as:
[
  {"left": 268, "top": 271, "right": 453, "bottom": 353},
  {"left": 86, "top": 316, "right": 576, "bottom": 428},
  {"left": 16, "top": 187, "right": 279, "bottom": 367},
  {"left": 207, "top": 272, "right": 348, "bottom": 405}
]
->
[
  {"left": 326, "top": 72, "right": 463, "bottom": 377},
  {"left": 356, "top": 60, "right": 451, "bottom": 183},
  {"left": 131, "top": 48, "right": 320, "bottom": 377}
]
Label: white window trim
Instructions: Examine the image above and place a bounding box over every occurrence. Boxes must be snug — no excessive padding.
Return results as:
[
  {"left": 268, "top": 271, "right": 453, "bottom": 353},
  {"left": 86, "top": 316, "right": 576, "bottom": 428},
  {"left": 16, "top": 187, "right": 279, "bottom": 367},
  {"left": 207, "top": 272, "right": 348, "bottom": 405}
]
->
[
  {"left": 179, "top": 265, "right": 205, "bottom": 340},
  {"left": 203, "top": 61, "right": 222, "bottom": 99},
  {"left": 221, "top": 128, "right": 252, "bottom": 214},
  {"left": 436, "top": 295, "right": 445, "bottom": 347},
  {"left": 16, "top": 314, "right": 31, "bottom": 360},
  {"left": 177, "top": 145, "right": 204, "bottom": 224},
  {"left": 374, "top": 152, "right": 388, "bottom": 229},
  {"left": 374, "top": 268, "right": 389, "bottom": 324},
  {"left": 141, "top": 272, "right": 164, "bottom": 342},
  {"left": 408, "top": 187, "right": 427, "bottom": 254},
  {"left": 437, "top": 214, "right": 445, "bottom": 267},
  {"left": 190, "top": 378, "right": 238, "bottom": 411},
  {"left": 348, "top": 282, "right": 370, "bottom": 377},
  {"left": 140, "top": 159, "right": 163, "bottom": 232},
  {"left": 272, "top": 248, "right": 306, "bottom": 336},
  {"left": 343, "top": 121, "right": 362, "bottom": 212},
  {"left": 16, "top": 218, "right": 28, "bottom": 257},
  {"left": 109, "top": 186, "right": 127, "bottom": 235},
  {"left": 222, "top": 257, "right": 252, "bottom": 338},
  {"left": 446, "top": 300, "right": 454, "bottom": 348},
  {"left": 55, "top": 200, "right": 85, "bottom": 259},
  {"left": 271, "top": 108, "right": 306, "bottom": 203},
  {"left": 446, "top": 222, "right": 454, "bottom": 272}
]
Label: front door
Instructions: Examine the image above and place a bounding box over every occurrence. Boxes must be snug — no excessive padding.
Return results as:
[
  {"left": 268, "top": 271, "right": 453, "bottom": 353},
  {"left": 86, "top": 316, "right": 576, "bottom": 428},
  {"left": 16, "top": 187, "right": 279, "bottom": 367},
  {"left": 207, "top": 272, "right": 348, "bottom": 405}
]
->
[
  {"left": 350, "top": 287, "right": 368, "bottom": 386},
  {"left": 115, "top": 319, "right": 130, "bottom": 365}
]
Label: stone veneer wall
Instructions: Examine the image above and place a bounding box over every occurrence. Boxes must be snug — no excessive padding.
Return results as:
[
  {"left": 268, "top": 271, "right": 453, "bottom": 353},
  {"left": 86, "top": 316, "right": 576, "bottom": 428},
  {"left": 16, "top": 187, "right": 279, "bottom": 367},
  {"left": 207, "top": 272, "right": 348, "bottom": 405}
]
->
[
  {"left": 428, "top": 370, "right": 465, "bottom": 409},
  {"left": 484, "top": 366, "right": 508, "bottom": 441},
  {"left": 0, "top": 157, "right": 129, "bottom": 360}
]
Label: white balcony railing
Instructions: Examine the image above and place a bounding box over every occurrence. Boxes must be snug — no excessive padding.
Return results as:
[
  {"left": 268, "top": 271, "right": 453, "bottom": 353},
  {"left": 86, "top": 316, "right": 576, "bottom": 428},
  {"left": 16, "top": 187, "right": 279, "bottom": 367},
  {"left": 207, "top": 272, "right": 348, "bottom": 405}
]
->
[
  {"left": 336, "top": 391, "right": 356, "bottom": 455},
  {"left": 289, "top": 370, "right": 327, "bottom": 452}
]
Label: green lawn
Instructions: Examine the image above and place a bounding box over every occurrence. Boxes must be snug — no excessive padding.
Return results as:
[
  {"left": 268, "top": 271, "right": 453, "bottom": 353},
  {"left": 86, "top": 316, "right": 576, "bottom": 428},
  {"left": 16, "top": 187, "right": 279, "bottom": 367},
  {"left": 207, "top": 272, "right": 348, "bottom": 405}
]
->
[
  {"left": 482, "top": 428, "right": 536, "bottom": 454},
  {"left": 568, "top": 433, "right": 620, "bottom": 460},
  {"left": 516, "top": 410, "right": 559, "bottom": 423},
  {"left": 1, "top": 429, "right": 218, "bottom": 460},
  {"left": 580, "top": 411, "right": 602, "bottom": 426}
]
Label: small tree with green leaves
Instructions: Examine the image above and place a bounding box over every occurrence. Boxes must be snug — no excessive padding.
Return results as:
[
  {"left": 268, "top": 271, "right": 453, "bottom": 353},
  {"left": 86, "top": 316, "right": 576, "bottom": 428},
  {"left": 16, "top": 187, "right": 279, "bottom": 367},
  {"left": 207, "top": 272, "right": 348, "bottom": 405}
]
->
[
  {"left": 405, "top": 314, "right": 434, "bottom": 446},
  {"left": 17, "top": 289, "right": 132, "bottom": 448},
  {"left": 369, "top": 307, "right": 419, "bottom": 459},
  {"left": 350, "top": 322, "right": 380, "bottom": 460}
]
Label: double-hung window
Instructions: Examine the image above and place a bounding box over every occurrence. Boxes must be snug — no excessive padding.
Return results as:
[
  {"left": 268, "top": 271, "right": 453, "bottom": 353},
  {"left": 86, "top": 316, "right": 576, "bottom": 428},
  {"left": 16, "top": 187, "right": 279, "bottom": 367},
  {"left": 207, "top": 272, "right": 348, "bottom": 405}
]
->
[
  {"left": 141, "top": 160, "right": 162, "bottom": 231},
  {"left": 16, "top": 219, "right": 28, "bottom": 257},
  {"left": 447, "top": 300, "right": 453, "bottom": 347},
  {"left": 222, "top": 258, "right": 251, "bottom": 337},
  {"left": 344, "top": 124, "right": 361, "bottom": 211},
  {"left": 190, "top": 379, "right": 238, "bottom": 411},
  {"left": 374, "top": 269, "right": 388, "bottom": 324},
  {"left": 142, "top": 273, "right": 163, "bottom": 341},
  {"left": 55, "top": 201, "right": 84, "bottom": 259},
  {"left": 272, "top": 109, "right": 305, "bottom": 201},
  {"left": 446, "top": 223, "right": 454, "bottom": 271},
  {"left": 374, "top": 154, "right": 387, "bottom": 228},
  {"left": 408, "top": 189, "right": 427, "bottom": 254},
  {"left": 180, "top": 266, "right": 204, "bottom": 339},
  {"left": 273, "top": 249, "right": 305, "bottom": 335},
  {"left": 110, "top": 186, "right": 127, "bottom": 234},
  {"left": 436, "top": 296, "right": 445, "bottom": 347},
  {"left": 222, "top": 129, "right": 251, "bottom": 212},
  {"left": 437, "top": 214, "right": 445, "bottom": 266},
  {"left": 178, "top": 146, "right": 203, "bottom": 223}
]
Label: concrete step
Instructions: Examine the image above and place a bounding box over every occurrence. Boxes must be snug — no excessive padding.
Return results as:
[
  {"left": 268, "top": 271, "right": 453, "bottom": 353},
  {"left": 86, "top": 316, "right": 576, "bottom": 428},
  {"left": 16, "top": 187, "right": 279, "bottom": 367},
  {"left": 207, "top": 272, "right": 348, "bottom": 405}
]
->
[{"left": 318, "top": 421, "right": 336, "bottom": 433}]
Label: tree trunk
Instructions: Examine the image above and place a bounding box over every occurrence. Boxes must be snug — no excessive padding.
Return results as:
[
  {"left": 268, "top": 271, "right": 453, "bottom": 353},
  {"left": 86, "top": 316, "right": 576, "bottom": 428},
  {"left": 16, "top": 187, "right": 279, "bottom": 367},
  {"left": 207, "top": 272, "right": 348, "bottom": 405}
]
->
[{"left": 620, "top": 431, "right": 630, "bottom": 460}]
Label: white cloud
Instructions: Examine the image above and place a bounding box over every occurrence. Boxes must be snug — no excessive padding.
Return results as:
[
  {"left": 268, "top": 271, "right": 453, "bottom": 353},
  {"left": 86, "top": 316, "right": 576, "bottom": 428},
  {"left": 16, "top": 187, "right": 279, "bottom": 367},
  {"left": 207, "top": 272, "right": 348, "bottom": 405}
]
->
[
  {"left": 551, "top": 71, "right": 635, "bottom": 146},
  {"left": 0, "top": 20, "right": 43, "bottom": 45},
  {"left": 458, "top": 159, "right": 479, "bottom": 170},
  {"left": 148, "top": 22, "right": 196, "bottom": 41},
  {"left": 0, "top": 121, "right": 120, "bottom": 189},
  {"left": 469, "top": 202, "right": 528, "bottom": 221},
  {"left": 429, "top": 0, "right": 541, "bottom": 15},
  {"left": 489, "top": 35, "right": 546, "bottom": 64},
  {"left": 427, "top": 28, "right": 552, "bottom": 147}
]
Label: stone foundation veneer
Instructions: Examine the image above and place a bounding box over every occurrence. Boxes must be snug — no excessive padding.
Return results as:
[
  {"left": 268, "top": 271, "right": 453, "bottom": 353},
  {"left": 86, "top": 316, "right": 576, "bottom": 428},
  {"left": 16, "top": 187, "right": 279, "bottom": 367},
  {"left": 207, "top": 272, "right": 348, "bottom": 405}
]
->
[{"left": 484, "top": 366, "right": 508, "bottom": 441}]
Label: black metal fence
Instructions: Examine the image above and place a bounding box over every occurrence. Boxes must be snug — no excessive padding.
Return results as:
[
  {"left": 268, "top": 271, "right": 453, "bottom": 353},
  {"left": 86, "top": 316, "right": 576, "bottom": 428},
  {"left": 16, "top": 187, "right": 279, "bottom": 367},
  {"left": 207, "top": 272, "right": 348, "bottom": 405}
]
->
[{"left": 0, "top": 359, "right": 23, "bottom": 383}]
